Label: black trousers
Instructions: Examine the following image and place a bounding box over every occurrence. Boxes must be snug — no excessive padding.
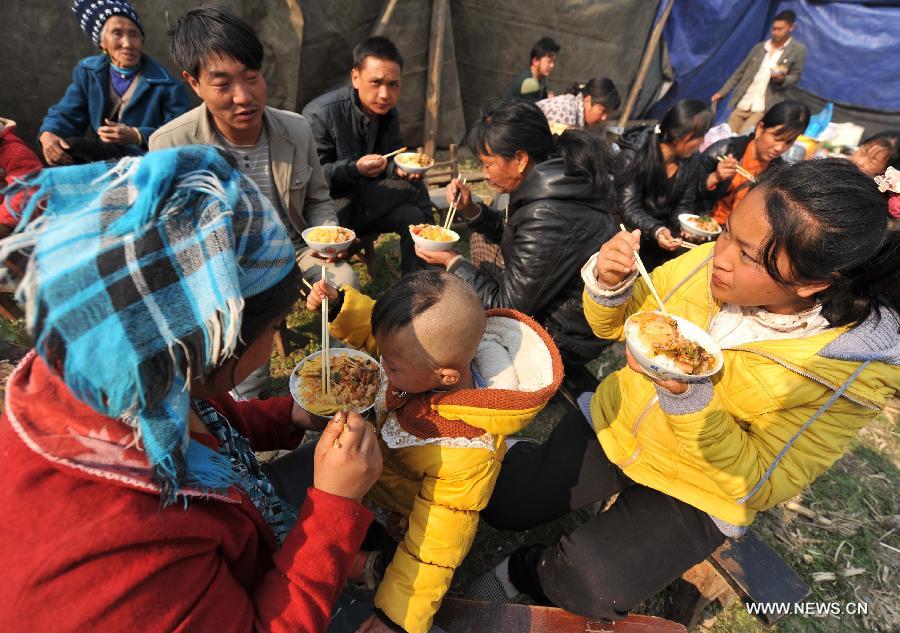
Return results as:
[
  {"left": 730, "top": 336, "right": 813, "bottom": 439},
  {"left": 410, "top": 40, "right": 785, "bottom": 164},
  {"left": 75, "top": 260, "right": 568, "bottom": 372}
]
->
[
  {"left": 482, "top": 408, "right": 726, "bottom": 621},
  {"left": 338, "top": 177, "right": 433, "bottom": 275}
]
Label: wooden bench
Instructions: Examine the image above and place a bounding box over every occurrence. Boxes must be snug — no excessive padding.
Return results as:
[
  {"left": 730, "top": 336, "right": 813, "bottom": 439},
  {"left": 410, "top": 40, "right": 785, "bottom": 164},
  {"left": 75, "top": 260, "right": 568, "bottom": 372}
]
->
[
  {"left": 434, "top": 597, "right": 686, "bottom": 633},
  {"left": 558, "top": 366, "right": 811, "bottom": 630}
]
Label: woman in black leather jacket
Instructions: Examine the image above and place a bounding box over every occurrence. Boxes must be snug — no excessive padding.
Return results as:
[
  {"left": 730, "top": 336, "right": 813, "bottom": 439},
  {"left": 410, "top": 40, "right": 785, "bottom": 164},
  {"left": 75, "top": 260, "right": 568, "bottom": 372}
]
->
[
  {"left": 415, "top": 99, "right": 616, "bottom": 366},
  {"left": 616, "top": 100, "right": 712, "bottom": 269}
]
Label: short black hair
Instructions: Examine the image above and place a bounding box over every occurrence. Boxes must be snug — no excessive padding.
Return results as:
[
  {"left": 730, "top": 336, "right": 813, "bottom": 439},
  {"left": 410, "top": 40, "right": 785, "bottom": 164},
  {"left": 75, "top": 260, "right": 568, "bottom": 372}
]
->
[
  {"left": 353, "top": 36, "right": 404, "bottom": 71},
  {"left": 530, "top": 37, "right": 560, "bottom": 62},
  {"left": 371, "top": 270, "right": 449, "bottom": 338},
  {"left": 773, "top": 10, "right": 797, "bottom": 24},
  {"left": 759, "top": 100, "right": 810, "bottom": 138},
  {"left": 170, "top": 7, "right": 263, "bottom": 78}
]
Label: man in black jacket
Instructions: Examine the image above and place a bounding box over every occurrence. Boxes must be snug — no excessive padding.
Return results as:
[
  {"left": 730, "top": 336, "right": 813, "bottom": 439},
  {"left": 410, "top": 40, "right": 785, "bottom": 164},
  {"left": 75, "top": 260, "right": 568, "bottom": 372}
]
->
[{"left": 302, "top": 37, "right": 432, "bottom": 274}]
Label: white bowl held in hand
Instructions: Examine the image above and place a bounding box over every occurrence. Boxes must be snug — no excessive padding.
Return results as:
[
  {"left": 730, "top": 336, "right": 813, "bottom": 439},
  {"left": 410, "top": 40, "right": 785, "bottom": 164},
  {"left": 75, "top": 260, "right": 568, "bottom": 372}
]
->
[
  {"left": 289, "top": 348, "right": 385, "bottom": 417},
  {"left": 624, "top": 311, "right": 724, "bottom": 382},
  {"left": 301, "top": 226, "right": 356, "bottom": 256},
  {"left": 393, "top": 152, "right": 435, "bottom": 174},
  {"left": 409, "top": 224, "right": 460, "bottom": 252},
  {"left": 678, "top": 213, "right": 722, "bottom": 239}
]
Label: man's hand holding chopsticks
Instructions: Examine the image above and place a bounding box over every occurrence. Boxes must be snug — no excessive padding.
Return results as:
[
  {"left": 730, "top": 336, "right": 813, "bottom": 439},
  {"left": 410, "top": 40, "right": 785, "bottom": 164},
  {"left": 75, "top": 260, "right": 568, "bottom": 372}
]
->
[{"left": 357, "top": 154, "right": 387, "bottom": 177}]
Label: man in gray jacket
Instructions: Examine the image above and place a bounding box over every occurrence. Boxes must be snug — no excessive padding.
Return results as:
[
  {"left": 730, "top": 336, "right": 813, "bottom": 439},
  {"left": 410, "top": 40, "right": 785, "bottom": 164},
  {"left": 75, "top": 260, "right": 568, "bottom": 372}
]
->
[
  {"left": 151, "top": 7, "right": 359, "bottom": 398},
  {"left": 712, "top": 10, "right": 807, "bottom": 134},
  {"left": 150, "top": 7, "right": 358, "bottom": 293}
]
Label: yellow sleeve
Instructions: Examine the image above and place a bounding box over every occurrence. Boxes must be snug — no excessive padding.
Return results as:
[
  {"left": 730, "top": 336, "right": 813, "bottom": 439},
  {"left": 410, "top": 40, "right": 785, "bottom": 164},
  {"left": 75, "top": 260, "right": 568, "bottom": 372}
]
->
[
  {"left": 582, "top": 257, "right": 676, "bottom": 341},
  {"left": 328, "top": 286, "right": 379, "bottom": 356},
  {"left": 374, "top": 455, "right": 500, "bottom": 633}
]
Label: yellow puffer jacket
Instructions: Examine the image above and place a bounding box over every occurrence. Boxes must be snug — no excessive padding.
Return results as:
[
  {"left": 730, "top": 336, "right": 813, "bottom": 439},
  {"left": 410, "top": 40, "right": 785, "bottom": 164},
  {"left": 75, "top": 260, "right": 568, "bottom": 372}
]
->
[
  {"left": 584, "top": 243, "right": 899, "bottom": 527},
  {"left": 331, "top": 288, "right": 563, "bottom": 633}
]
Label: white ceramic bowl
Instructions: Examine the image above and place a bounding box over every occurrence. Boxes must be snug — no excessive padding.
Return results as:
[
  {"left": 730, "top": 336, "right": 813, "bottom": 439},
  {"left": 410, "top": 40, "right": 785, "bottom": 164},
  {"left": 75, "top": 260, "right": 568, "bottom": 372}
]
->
[
  {"left": 289, "top": 348, "right": 384, "bottom": 416},
  {"left": 678, "top": 213, "right": 722, "bottom": 239},
  {"left": 624, "top": 311, "right": 723, "bottom": 382},
  {"left": 301, "top": 226, "right": 356, "bottom": 256},
  {"left": 393, "top": 152, "right": 434, "bottom": 174},
  {"left": 409, "top": 225, "right": 460, "bottom": 252}
]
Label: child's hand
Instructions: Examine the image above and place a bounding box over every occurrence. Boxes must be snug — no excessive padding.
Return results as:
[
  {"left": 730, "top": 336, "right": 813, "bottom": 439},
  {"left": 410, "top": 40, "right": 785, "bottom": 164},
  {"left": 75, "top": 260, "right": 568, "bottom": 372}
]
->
[
  {"left": 314, "top": 411, "right": 382, "bottom": 502},
  {"left": 305, "top": 279, "right": 338, "bottom": 312},
  {"left": 594, "top": 228, "right": 640, "bottom": 287}
]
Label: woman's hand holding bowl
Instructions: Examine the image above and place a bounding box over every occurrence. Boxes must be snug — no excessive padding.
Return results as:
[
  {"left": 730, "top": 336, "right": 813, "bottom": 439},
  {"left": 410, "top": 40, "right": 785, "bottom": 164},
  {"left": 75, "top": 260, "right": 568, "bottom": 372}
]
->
[
  {"left": 595, "top": 228, "right": 640, "bottom": 286},
  {"left": 624, "top": 346, "right": 690, "bottom": 395},
  {"left": 414, "top": 245, "right": 458, "bottom": 268}
]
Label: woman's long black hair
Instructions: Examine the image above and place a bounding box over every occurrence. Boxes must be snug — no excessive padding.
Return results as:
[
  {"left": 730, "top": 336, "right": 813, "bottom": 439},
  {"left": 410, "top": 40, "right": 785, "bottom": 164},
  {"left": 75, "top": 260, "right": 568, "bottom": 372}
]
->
[
  {"left": 567, "top": 77, "right": 621, "bottom": 112},
  {"left": 467, "top": 98, "right": 614, "bottom": 200},
  {"left": 758, "top": 158, "right": 899, "bottom": 328},
  {"left": 616, "top": 99, "right": 712, "bottom": 213}
]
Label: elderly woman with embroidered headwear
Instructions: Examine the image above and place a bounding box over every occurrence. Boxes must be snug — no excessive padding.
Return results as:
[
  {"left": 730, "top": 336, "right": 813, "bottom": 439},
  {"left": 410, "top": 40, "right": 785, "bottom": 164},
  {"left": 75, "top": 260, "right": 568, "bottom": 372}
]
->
[
  {"left": 38, "top": 0, "right": 188, "bottom": 165},
  {"left": 0, "top": 146, "right": 382, "bottom": 631}
]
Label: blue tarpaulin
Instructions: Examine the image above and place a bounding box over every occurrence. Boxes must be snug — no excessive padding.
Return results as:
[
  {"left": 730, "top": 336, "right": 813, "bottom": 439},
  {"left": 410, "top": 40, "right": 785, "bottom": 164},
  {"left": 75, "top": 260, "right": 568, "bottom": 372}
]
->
[{"left": 649, "top": 0, "right": 900, "bottom": 122}]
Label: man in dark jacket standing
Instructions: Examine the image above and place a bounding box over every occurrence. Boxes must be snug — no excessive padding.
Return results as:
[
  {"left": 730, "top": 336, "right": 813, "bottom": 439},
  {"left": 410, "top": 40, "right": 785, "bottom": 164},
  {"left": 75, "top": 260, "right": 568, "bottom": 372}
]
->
[
  {"left": 711, "top": 10, "right": 807, "bottom": 134},
  {"left": 302, "top": 37, "right": 432, "bottom": 274}
]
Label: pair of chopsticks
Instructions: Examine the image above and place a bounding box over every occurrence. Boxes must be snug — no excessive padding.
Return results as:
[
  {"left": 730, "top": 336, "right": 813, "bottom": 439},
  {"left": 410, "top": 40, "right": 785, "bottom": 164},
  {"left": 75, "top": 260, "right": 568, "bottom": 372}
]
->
[
  {"left": 443, "top": 177, "right": 468, "bottom": 230},
  {"left": 619, "top": 224, "right": 668, "bottom": 316},
  {"left": 716, "top": 155, "right": 757, "bottom": 183},
  {"left": 382, "top": 146, "right": 407, "bottom": 160},
  {"left": 319, "top": 269, "right": 330, "bottom": 396}
]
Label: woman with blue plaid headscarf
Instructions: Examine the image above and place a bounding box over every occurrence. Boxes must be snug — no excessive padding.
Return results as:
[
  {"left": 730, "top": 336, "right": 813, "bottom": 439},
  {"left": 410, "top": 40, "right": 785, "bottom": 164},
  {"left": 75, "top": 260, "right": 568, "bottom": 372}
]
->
[{"left": 0, "top": 146, "right": 381, "bottom": 631}]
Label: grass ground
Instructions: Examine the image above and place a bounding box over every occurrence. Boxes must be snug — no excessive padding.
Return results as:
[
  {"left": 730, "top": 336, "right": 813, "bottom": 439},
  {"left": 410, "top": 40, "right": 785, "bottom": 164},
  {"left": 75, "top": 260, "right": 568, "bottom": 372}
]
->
[{"left": 2, "top": 202, "right": 896, "bottom": 631}]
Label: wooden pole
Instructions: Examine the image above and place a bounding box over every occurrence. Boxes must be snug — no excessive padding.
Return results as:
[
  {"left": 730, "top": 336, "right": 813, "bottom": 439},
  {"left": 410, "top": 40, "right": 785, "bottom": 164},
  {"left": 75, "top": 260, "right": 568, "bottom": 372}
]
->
[
  {"left": 371, "top": 0, "right": 400, "bottom": 37},
  {"left": 617, "top": 0, "right": 676, "bottom": 130},
  {"left": 423, "top": 0, "right": 449, "bottom": 157}
]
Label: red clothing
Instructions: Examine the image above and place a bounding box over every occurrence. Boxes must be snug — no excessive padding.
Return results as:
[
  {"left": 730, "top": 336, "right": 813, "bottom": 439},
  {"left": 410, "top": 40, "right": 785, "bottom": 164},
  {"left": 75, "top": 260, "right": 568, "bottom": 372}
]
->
[
  {"left": 0, "top": 352, "right": 372, "bottom": 632},
  {"left": 0, "top": 131, "right": 42, "bottom": 228}
]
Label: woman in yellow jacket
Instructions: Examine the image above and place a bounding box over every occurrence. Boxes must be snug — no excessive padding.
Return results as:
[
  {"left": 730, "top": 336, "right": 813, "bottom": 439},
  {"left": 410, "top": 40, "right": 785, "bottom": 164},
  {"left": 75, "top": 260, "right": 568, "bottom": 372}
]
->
[{"left": 469, "top": 158, "right": 900, "bottom": 621}]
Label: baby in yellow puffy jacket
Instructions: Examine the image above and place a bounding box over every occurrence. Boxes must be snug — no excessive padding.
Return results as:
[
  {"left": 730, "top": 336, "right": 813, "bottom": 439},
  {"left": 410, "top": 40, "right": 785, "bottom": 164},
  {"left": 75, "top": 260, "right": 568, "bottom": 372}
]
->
[{"left": 308, "top": 270, "right": 562, "bottom": 633}]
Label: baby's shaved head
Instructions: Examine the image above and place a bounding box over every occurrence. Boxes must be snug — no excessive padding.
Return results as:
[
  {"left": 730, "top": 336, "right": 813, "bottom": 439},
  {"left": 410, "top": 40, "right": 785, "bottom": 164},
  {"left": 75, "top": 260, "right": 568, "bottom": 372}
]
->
[{"left": 372, "top": 270, "right": 486, "bottom": 369}]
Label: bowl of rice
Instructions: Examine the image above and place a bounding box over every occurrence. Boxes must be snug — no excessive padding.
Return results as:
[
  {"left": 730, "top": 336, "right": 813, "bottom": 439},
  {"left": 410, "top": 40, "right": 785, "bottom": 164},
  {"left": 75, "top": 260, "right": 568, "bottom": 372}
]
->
[
  {"left": 678, "top": 214, "right": 721, "bottom": 239},
  {"left": 624, "top": 311, "right": 723, "bottom": 382},
  {"left": 394, "top": 152, "right": 435, "bottom": 174},
  {"left": 302, "top": 226, "right": 356, "bottom": 256},
  {"left": 409, "top": 223, "right": 459, "bottom": 252}
]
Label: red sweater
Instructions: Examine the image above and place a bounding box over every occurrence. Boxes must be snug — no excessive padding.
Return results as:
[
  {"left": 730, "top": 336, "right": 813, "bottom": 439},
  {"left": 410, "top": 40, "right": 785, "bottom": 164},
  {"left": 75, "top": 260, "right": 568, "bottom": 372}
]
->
[
  {"left": 0, "top": 353, "right": 372, "bottom": 632},
  {"left": 0, "top": 131, "right": 42, "bottom": 228}
]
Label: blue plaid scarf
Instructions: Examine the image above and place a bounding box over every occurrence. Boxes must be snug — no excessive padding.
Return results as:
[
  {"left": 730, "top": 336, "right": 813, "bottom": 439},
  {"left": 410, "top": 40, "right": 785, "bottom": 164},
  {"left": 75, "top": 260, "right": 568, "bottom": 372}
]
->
[{"left": 0, "top": 146, "right": 296, "bottom": 505}]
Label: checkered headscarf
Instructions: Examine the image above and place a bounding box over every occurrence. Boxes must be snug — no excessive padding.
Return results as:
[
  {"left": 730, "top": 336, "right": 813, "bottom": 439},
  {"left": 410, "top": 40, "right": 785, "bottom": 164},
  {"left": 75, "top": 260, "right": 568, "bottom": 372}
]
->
[
  {"left": 73, "top": 0, "right": 144, "bottom": 45},
  {"left": 0, "top": 146, "right": 296, "bottom": 504}
]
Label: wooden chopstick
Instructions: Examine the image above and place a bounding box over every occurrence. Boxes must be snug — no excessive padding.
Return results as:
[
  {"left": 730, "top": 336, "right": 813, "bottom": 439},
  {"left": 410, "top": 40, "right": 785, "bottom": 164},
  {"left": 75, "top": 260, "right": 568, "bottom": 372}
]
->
[
  {"left": 619, "top": 224, "right": 668, "bottom": 316},
  {"left": 716, "top": 155, "right": 757, "bottom": 183},
  {"left": 679, "top": 240, "right": 698, "bottom": 250},
  {"left": 381, "top": 146, "right": 408, "bottom": 160},
  {"left": 443, "top": 177, "right": 468, "bottom": 231},
  {"left": 302, "top": 278, "right": 314, "bottom": 291},
  {"left": 320, "top": 267, "right": 329, "bottom": 396}
]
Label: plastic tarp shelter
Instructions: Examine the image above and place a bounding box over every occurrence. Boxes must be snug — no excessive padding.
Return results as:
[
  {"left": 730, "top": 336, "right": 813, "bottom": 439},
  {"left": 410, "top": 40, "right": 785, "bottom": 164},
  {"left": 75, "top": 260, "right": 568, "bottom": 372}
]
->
[{"left": 647, "top": 0, "right": 900, "bottom": 135}]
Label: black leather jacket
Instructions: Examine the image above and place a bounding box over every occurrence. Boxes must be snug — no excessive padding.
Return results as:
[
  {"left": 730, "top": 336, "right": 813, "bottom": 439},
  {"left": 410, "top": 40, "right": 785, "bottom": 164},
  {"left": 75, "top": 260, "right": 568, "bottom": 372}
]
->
[
  {"left": 695, "top": 135, "right": 784, "bottom": 211},
  {"left": 615, "top": 126, "right": 701, "bottom": 236},
  {"left": 302, "top": 86, "right": 404, "bottom": 199},
  {"left": 449, "top": 158, "right": 616, "bottom": 364}
]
